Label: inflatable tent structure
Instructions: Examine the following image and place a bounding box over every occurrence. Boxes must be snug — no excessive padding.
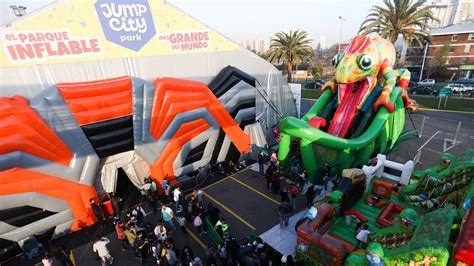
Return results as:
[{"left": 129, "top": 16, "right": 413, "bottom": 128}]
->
[{"left": 0, "top": 0, "right": 296, "bottom": 257}]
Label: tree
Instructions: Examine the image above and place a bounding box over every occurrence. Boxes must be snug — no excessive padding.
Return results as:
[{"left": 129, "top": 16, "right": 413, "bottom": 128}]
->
[
  {"left": 425, "top": 44, "right": 450, "bottom": 79},
  {"left": 311, "top": 66, "right": 323, "bottom": 79},
  {"left": 359, "top": 0, "right": 437, "bottom": 47},
  {"left": 267, "top": 30, "right": 314, "bottom": 83}
]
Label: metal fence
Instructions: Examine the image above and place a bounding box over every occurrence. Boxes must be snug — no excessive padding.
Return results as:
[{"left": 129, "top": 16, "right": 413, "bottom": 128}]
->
[{"left": 391, "top": 113, "right": 474, "bottom": 169}]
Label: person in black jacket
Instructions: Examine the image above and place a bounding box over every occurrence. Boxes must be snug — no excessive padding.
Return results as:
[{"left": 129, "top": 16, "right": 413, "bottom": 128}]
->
[
  {"left": 279, "top": 199, "right": 294, "bottom": 228},
  {"left": 206, "top": 203, "right": 221, "bottom": 225},
  {"left": 305, "top": 185, "right": 316, "bottom": 208},
  {"left": 109, "top": 193, "right": 121, "bottom": 217},
  {"left": 265, "top": 166, "right": 274, "bottom": 192},
  {"left": 90, "top": 198, "right": 105, "bottom": 228}
]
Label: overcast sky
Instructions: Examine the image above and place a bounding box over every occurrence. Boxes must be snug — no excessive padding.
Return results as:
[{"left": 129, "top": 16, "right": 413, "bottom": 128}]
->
[{"left": 2, "top": 0, "right": 473, "bottom": 47}]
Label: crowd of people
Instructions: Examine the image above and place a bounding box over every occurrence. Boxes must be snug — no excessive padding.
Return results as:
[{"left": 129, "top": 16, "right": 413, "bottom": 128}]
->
[
  {"left": 84, "top": 147, "right": 316, "bottom": 266},
  {"left": 30, "top": 141, "right": 393, "bottom": 266},
  {"left": 204, "top": 236, "right": 301, "bottom": 266},
  {"left": 89, "top": 179, "right": 216, "bottom": 266}
]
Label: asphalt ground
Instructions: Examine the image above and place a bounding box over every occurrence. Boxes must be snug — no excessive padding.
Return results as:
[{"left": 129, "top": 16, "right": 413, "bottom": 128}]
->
[
  {"left": 201, "top": 169, "right": 306, "bottom": 240},
  {"left": 7, "top": 168, "right": 306, "bottom": 266},
  {"left": 6, "top": 202, "right": 207, "bottom": 266}
]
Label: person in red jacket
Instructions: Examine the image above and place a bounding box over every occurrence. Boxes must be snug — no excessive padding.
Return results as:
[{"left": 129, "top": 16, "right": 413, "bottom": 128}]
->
[
  {"left": 271, "top": 170, "right": 281, "bottom": 195},
  {"left": 288, "top": 183, "right": 299, "bottom": 210},
  {"left": 114, "top": 221, "right": 128, "bottom": 251}
]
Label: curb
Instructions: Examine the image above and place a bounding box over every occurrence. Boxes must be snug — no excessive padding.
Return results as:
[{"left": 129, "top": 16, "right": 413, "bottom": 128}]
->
[{"left": 418, "top": 108, "right": 474, "bottom": 114}]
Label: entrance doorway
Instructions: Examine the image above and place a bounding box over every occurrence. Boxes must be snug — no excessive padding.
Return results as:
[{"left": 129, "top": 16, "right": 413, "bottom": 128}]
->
[{"left": 114, "top": 168, "right": 142, "bottom": 212}]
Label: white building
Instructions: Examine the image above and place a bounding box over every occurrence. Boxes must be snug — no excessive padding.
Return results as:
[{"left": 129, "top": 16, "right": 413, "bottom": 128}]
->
[
  {"left": 241, "top": 39, "right": 268, "bottom": 54},
  {"left": 319, "top": 35, "right": 327, "bottom": 50},
  {"left": 425, "top": 0, "right": 472, "bottom": 28}
]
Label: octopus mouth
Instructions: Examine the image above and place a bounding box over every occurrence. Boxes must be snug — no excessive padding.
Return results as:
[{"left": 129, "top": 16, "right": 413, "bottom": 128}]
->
[{"left": 327, "top": 78, "right": 371, "bottom": 138}]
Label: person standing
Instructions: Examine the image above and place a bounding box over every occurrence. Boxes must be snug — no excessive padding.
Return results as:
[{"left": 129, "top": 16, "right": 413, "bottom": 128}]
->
[
  {"left": 298, "top": 170, "right": 308, "bottom": 190},
  {"left": 132, "top": 206, "right": 146, "bottom": 227},
  {"left": 305, "top": 185, "right": 316, "bottom": 208},
  {"left": 154, "top": 223, "right": 167, "bottom": 241},
  {"left": 214, "top": 218, "right": 229, "bottom": 238},
  {"left": 291, "top": 163, "right": 299, "bottom": 183},
  {"left": 165, "top": 245, "right": 178, "bottom": 266},
  {"left": 195, "top": 188, "right": 203, "bottom": 206},
  {"left": 124, "top": 226, "right": 138, "bottom": 257},
  {"left": 140, "top": 182, "right": 150, "bottom": 207},
  {"left": 177, "top": 215, "right": 187, "bottom": 234},
  {"left": 180, "top": 245, "right": 194, "bottom": 265},
  {"left": 271, "top": 170, "right": 281, "bottom": 195},
  {"left": 278, "top": 200, "right": 293, "bottom": 228},
  {"left": 270, "top": 150, "right": 277, "bottom": 166},
  {"left": 289, "top": 184, "right": 299, "bottom": 210},
  {"left": 161, "top": 205, "right": 176, "bottom": 231},
  {"left": 173, "top": 187, "right": 181, "bottom": 212},
  {"left": 280, "top": 187, "right": 289, "bottom": 203},
  {"left": 258, "top": 151, "right": 265, "bottom": 176},
  {"left": 148, "top": 176, "right": 157, "bottom": 192},
  {"left": 53, "top": 242, "right": 74, "bottom": 266},
  {"left": 147, "top": 189, "right": 158, "bottom": 214},
  {"left": 114, "top": 221, "right": 128, "bottom": 251},
  {"left": 162, "top": 177, "right": 170, "bottom": 199},
  {"left": 92, "top": 235, "right": 113, "bottom": 266},
  {"left": 109, "top": 193, "right": 121, "bottom": 218},
  {"left": 193, "top": 213, "right": 204, "bottom": 235},
  {"left": 356, "top": 224, "right": 371, "bottom": 249},
  {"left": 90, "top": 198, "right": 105, "bottom": 228},
  {"left": 136, "top": 232, "right": 149, "bottom": 265},
  {"left": 265, "top": 166, "right": 274, "bottom": 192},
  {"left": 206, "top": 203, "right": 220, "bottom": 226},
  {"left": 322, "top": 162, "right": 331, "bottom": 180}
]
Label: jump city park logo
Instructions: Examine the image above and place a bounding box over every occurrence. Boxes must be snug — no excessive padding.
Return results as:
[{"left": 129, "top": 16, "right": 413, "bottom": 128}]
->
[{"left": 95, "top": 0, "right": 156, "bottom": 51}]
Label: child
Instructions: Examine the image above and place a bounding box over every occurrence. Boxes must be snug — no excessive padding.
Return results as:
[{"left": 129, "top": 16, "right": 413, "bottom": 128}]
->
[{"left": 356, "top": 224, "right": 371, "bottom": 249}]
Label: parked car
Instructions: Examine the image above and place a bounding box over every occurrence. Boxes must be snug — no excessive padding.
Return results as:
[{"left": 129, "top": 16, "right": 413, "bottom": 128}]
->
[
  {"left": 447, "top": 83, "right": 473, "bottom": 93},
  {"left": 304, "top": 80, "right": 324, "bottom": 90},
  {"left": 313, "top": 79, "right": 328, "bottom": 84},
  {"left": 417, "top": 79, "right": 435, "bottom": 86},
  {"left": 409, "top": 85, "right": 439, "bottom": 96}
]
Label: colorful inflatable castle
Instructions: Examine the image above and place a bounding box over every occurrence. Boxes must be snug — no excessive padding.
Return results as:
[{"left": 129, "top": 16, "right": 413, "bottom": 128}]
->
[
  {"left": 296, "top": 151, "right": 474, "bottom": 265},
  {"left": 276, "top": 33, "right": 474, "bottom": 265}
]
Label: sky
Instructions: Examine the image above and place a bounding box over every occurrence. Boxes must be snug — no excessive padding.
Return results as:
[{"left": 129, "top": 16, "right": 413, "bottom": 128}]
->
[{"left": 2, "top": 0, "right": 474, "bottom": 47}]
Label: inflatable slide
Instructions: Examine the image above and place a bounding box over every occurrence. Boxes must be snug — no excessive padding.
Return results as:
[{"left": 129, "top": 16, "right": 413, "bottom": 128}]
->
[{"left": 278, "top": 34, "right": 411, "bottom": 183}]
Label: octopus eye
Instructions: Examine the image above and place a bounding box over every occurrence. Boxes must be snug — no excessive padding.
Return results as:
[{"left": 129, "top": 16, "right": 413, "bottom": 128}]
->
[
  {"left": 332, "top": 54, "right": 343, "bottom": 67},
  {"left": 358, "top": 54, "right": 373, "bottom": 70}
]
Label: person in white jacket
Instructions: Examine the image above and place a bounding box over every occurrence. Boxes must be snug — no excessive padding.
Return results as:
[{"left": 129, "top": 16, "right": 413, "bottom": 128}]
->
[
  {"left": 93, "top": 235, "right": 113, "bottom": 265},
  {"left": 173, "top": 187, "right": 181, "bottom": 212}
]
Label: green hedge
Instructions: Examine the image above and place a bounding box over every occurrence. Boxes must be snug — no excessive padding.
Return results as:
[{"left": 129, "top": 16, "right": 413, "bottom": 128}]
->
[
  {"left": 301, "top": 89, "right": 474, "bottom": 112},
  {"left": 410, "top": 95, "right": 474, "bottom": 112},
  {"left": 301, "top": 89, "right": 323, "bottom": 99}
]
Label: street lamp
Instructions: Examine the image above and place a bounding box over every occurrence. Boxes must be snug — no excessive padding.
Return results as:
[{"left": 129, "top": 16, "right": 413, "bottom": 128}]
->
[
  {"left": 9, "top": 5, "right": 27, "bottom": 17},
  {"left": 338, "top": 16, "right": 346, "bottom": 54}
]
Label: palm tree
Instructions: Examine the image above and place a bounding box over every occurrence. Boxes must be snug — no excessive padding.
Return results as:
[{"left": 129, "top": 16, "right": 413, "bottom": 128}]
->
[
  {"left": 267, "top": 30, "right": 314, "bottom": 83},
  {"left": 359, "top": 0, "right": 437, "bottom": 47}
]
